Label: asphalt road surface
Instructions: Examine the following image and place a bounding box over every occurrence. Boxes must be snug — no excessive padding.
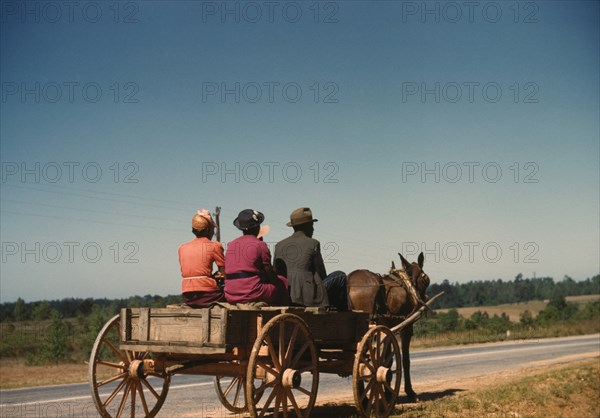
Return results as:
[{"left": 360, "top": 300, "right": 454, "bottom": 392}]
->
[{"left": 1, "top": 334, "right": 598, "bottom": 417}]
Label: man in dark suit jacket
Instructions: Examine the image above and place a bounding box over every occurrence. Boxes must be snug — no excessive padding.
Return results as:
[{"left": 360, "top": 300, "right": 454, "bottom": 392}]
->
[{"left": 274, "top": 208, "right": 348, "bottom": 310}]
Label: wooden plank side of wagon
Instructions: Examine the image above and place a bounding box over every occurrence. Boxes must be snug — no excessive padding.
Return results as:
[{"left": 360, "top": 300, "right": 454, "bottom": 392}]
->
[
  {"left": 296, "top": 310, "right": 370, "bottom": 348},
  {"left": 119, "top": 305, "right": 371, "bottom": 356},
  {"left": 120, "top": 306, "right": 232, "bottom": 354},
  {"left": 119, "top": 305, "right": 287, "bottom": 355}
]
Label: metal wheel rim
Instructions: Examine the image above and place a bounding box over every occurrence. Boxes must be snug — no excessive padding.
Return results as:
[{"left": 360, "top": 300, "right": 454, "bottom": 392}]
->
[{"left": 88, "top": 315, "right": 171, "bottom": 417}]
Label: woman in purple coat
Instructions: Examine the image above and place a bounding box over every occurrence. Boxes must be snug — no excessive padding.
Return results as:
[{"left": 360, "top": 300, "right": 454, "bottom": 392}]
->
[{"left": 224, "top": 209, "right": 289, "bottom": 305}]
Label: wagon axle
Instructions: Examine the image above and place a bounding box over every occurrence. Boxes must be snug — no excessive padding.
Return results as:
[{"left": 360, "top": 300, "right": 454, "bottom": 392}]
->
[
  {"left": 128, "top": 359, "right": 155, "bottom": 380},
  {"left": 281, "top": 368, "right": 302, "bottom": 388}
]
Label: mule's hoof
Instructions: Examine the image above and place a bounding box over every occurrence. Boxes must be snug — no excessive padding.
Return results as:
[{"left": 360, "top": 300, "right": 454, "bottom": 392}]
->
[{"left": 406, "top": 391, "right": 419, "bottom": 403}]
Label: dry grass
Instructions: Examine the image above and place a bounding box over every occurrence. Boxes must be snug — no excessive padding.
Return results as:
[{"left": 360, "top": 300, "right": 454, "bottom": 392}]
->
[
  {"left": 0, "top": 358, "right": 88, "bottom": 389},
  {"left": 394, "top": 358, "right": 600, "bottom": 417},
  {"left": 436, "top": 294, "right": 599, "bottom": 322}
]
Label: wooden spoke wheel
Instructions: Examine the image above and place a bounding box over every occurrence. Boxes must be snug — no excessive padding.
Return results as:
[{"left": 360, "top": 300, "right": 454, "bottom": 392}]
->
[
  {"left": 89, "top": 315, "right": 171, "bottom": 418},
  {"left": 246, "top": 313, "right": 319, "bottom": 418},
  {"left": 352, "top": 326, "right": 401, "bottom": 418},
  {"left": 214, "top": 374, "right": 247, "bottom": 413}
]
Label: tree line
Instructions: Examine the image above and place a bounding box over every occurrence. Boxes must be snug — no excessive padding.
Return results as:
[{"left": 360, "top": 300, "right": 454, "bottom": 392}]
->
[
  {"left": 427, "top": 274, "right": 600, "bottom": 309},
  {"left": 1, "top": 274, "right": 598, "bottom": 322}
]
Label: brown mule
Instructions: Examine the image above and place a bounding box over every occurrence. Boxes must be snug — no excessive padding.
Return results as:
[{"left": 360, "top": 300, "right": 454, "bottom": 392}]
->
[{"left": 347, "top": 252, "right": 430, "bottom": 402}]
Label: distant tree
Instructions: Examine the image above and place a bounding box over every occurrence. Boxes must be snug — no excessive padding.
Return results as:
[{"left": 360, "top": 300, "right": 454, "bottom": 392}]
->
[
  {"left": 470, "top": 311, "right": 489, "bottom": 328},
  {"left": 520, "top": 310, "right": 534, "bottom": 327},
  {"left": 439, "top": 309, "right": 460, "bottom": 331},
  {"left": 40, "top": 310, "right": 70, "bottom": 363},
  {"left": 32, "top": 301, "right": 53, "bottom": 320},
  {"left": 13, "top": 298, "right": 30, "bottom": 321}
]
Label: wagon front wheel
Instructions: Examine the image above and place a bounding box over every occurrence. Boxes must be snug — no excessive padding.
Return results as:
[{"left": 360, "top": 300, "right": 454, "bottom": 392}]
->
[
  {"left": 353, "top": 326, "right": 401, "bottom": 418},
  {"left": 246, "top": 313, "right": 319, "bottom": 418},
  {"left": 89, "top": 315, "right": 171, "bottom": 418}
]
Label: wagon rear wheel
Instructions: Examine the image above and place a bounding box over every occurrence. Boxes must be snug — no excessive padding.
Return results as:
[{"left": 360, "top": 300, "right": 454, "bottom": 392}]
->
[
  {"left": 353, "top": 326, "right": 401, "bottom": 418},
  {"left": 89, "top": 315, "right": 171, "bottom": 417},
  {"left": 246, "top": 313, "right": 319, "bottom": 418},
  {"left": 214, "top": 374, "right": 247, "bottom": 413}
]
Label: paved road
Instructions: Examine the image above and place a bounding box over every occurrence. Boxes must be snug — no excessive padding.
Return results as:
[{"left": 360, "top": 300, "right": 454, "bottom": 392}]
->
[{"left": 1, "top": 334, "right": 598, "bottom": 417}]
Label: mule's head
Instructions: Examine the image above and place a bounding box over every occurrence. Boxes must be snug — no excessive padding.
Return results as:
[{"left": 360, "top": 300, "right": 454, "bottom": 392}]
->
[{"left": 395, "top": 252, "right": 430, "bottom": 301}]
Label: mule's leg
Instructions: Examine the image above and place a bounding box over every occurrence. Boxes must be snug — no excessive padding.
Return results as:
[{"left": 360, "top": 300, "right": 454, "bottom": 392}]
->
[{"left": 401, "top": 325, "right": 418, "bottom": 402}]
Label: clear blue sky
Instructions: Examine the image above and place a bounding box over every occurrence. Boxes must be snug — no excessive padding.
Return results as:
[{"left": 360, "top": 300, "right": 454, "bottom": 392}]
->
[{"left": 1, "top": 1, "right": 598, "bottom": 302}]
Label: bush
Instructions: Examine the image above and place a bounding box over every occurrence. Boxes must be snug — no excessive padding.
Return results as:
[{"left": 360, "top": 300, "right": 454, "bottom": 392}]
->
[{"left": 38, "top": 310, "right": 71, "bottom": 364}]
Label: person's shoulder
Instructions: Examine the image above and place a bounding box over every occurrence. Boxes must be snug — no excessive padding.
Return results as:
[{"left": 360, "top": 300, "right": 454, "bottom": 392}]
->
[
  {"left": 210, "top": 240, "right": 224, "bottom": 250},
  {"left": 178, "top": 239, "right": 194, "bottom": 251}
]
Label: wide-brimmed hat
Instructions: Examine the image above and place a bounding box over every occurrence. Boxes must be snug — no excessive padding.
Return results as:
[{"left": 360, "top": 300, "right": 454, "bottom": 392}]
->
[
  {"left": 192, "top": 209, "right": 215, "bottom": 230},
  {"left": 233, "top": 209, "right": 265, "bottom": 230},
  {"left": 286, "top": 207, "right": 318, "bottom": 227}
]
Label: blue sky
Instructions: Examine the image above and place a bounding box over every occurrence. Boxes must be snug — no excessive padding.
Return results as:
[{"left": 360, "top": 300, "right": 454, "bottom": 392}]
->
[{"left": 1, "top": 1, "right": 598, "bottom": 302}]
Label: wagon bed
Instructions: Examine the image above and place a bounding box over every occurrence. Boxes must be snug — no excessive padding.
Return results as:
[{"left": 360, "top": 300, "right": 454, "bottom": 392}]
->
[
  {"left": 120, "top": 304, "right": 370, "bottom": 355},
  {"left": 89, "top": 294, "right": 443, "bottom": 418}
]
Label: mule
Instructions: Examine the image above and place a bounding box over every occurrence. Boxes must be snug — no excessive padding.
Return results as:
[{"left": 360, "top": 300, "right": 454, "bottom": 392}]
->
[{"left": 347, "top": 252, "right": 430, "bottom": 402}]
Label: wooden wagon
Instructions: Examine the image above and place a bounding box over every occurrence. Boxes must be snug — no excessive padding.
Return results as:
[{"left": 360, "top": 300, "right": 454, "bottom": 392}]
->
[{"left": 88, "top": 295, "right": 441, "bottom": 418}]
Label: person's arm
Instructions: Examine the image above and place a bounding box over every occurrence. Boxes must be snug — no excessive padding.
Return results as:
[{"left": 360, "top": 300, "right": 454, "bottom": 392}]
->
[
  {"left": 213, "top": 242, "right": 226, "bottom": 285},
  {"left": 260, "top": 241, "right": 279, "bottom": 284}
]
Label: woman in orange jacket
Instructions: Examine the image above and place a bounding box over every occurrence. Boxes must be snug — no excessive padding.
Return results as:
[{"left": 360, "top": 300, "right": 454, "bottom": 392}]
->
[{"left": 178, "top": 209, "right": 225, "bottom": 307}]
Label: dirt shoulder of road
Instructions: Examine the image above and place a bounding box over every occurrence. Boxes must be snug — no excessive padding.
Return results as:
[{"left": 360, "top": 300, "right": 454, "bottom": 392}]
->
[
  {"left": 1, "top": 336, "right": 598, "bottom": 390},
  {"left": 312, "top": 352, "right": 600, "bottom": 418},
  {"left": 0, "top": 358, "right": 88, "bottom": 390},
  {"left": 2, "top": 353, "right": 598, "bottom": 418}
]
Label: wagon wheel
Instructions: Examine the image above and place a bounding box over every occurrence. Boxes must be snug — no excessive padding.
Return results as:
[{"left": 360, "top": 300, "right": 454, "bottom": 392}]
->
[
  {"left": 89, "top": 315, "right": 171, "bottom": 418},
  {"left": 246, "top": 313, "right": 319, "bottom": 418},
  {"left": 352, "top": 326, "right": 401, "bottom": 418},
  {"left": 214, "top": 373, "right": 247, "bottom": 413}
]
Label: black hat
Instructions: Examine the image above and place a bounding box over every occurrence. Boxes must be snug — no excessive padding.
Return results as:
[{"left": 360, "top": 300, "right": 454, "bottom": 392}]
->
[{"left": 233, "top": 209, "right": 265, "bottom": 230}]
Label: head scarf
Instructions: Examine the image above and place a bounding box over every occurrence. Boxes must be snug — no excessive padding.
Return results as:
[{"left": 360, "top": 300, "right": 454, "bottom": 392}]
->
[{"left": 192, "top": 209, "right": 215, "bottom": 230}]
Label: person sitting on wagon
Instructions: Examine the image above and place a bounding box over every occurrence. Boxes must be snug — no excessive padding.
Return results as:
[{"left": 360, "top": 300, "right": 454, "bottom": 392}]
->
[
  {"left": 178, "top": 209, "right": 225, "bottom": 308},
  {"left": 274, "top": 207, "right": 348, "bottom": 311},
  {"left": 224, "top": 209, "right": 289, "bottom": 305}
]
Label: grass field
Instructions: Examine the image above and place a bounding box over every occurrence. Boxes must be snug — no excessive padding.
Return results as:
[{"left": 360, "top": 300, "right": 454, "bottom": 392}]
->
[
  {"left": 393, "top": 358, "right": 600, "bottom": 417},
  {"left": 1, "top": 296, "right": 598, "bottom": 389},
  {"left": 436, "top": 294, "right": 600, "bottom": 321}
]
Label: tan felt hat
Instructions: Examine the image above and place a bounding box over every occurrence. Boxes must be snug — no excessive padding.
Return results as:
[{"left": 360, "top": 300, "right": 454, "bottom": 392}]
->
[{"left": 286, "top": 207, "right": 318, "bottom": 227}]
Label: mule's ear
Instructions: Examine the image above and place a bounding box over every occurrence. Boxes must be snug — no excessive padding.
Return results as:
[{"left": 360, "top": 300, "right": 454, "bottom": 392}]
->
[
  {"left": 398, "top": 253, "right": 410, "bottom": 270},
  {"left": 418, "top": 252, "right": 425, "bottom": 268},
  {"left": 391, "top": 261, "right": 396, "bottom": 271}
]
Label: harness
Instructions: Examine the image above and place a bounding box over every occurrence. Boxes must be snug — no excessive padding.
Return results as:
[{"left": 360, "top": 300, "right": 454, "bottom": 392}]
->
[
  {"left": 349, "top": 269, "right": 426, "bottom": 319},
  {"left": 387, "top": 270, "right": 427, "bottom": 309}
]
